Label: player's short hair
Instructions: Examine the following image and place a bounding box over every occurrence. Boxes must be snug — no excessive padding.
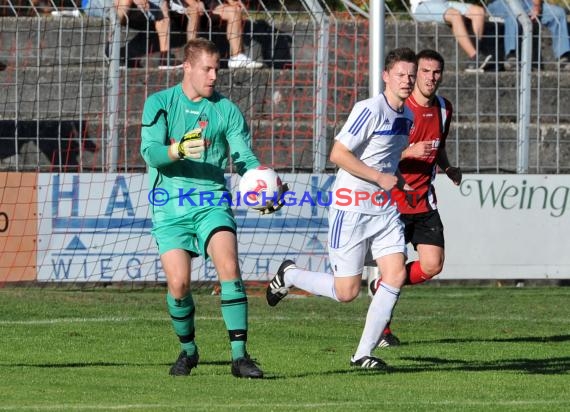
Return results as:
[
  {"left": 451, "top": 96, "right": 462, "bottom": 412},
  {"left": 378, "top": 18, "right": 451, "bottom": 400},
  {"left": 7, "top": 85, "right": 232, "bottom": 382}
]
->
[
  {"left": 384, "top": 47, "right": 417, "bottom": 72},
  {"left": 416, "top": 49, "right": 445, "bottom": 72},
  {"left": 183, "top": 38, "right": 220, "bottom": 65}
]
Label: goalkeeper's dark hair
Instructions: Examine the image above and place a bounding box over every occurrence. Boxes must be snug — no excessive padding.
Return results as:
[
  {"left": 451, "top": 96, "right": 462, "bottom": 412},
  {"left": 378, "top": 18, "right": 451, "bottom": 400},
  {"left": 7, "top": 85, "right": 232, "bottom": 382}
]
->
[
  {"left": 184, "top": 38, "right": 220, "bottom": 65},
  {"left": 417, "top": 49, "right": 445, "bottom": 72},
  {"left": 384, "top": 47, "right": 417, "bottom": 72}
]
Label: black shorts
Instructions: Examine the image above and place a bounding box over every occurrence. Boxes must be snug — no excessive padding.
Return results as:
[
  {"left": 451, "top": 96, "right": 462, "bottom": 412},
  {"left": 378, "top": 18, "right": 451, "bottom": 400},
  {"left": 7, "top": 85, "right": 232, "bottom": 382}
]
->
[{"left": 400, "top": 210, "right": 445, "bottom": 250}]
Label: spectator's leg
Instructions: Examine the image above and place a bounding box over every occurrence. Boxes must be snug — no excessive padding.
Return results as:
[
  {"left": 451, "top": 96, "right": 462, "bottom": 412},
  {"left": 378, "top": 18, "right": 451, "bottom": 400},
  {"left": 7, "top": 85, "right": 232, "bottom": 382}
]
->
[
  {"left": 213, "top": 2, "right": 244, "bottom": 57},
  {"left": 487, "top": 0, "right": 516, "bottom": 55},
  {"left": 115, "top": 0, "right": 132, "bottom": 22},
  {"left": 540, "top": 3, "right": 570, "bottom": 58},
  {"left": 465, "top": 4, "right": 486, "bottom": 43},
  {"left": 444, "top": 8, "right": 477, "bottom": 58},
  {"left": 155, "top": 0, "right": 171, "bottom": 53},
  {"left": 183, "top": 0, "right": 205, "bottom": 41}
]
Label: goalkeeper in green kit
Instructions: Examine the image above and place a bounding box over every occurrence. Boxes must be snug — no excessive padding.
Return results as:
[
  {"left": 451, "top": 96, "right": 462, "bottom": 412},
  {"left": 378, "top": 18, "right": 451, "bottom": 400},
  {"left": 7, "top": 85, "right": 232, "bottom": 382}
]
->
[{"left": 140, "top": 38, "right": 282, "bottom": 378}]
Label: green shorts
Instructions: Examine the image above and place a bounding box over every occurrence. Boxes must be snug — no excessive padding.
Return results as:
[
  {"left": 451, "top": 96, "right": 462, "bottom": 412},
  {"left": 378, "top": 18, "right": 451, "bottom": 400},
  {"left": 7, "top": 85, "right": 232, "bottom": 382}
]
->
[{"left": 152, "top": 206, "right": 237, "bottom": 257}]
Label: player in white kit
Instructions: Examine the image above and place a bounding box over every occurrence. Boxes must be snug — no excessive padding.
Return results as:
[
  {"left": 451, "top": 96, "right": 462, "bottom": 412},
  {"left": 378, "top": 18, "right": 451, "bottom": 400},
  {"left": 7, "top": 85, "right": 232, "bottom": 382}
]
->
[{"left": 266, "top": 47, "right": 417, "bottom": 369}]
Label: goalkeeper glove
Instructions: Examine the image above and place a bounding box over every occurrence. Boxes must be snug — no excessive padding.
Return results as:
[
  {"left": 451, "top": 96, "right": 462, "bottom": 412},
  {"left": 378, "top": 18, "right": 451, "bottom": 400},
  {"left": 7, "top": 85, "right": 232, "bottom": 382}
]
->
[
  {"left": 169, "top": 128, "right": 205, "bottom": 159},
  {"left": 258, "top": 183, "right": 290, "bottom": 215}
]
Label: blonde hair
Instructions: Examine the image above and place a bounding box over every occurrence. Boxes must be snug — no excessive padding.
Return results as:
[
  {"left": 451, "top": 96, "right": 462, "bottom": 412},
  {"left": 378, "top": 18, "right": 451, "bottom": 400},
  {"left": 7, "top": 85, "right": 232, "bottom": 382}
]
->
[{"left": 183, "top": 38, "right": 220, "bottom": 65}]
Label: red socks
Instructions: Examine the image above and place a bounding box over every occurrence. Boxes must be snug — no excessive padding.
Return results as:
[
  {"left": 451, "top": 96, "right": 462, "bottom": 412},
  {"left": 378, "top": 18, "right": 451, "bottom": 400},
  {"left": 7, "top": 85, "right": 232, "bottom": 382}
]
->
[{"left": 406, "top": 261, "right": 429, "bottom": 285}]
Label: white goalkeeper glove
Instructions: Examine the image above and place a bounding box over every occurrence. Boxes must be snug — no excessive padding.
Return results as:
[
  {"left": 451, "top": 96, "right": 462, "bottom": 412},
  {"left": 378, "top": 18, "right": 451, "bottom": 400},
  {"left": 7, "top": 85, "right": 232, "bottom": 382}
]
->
[
  {"left": 169, "top": 128, "right": 205, "bottom": 159},
  {"left": 258, "top": 183, "right": 290, "bottom": 215}
]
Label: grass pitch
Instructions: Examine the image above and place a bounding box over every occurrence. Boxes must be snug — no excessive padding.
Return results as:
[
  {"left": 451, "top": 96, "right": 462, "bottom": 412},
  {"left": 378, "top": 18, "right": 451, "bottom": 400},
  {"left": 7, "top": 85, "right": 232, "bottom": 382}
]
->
[{"left": 0, "top": 285, "right": 569, "bottom": 411}]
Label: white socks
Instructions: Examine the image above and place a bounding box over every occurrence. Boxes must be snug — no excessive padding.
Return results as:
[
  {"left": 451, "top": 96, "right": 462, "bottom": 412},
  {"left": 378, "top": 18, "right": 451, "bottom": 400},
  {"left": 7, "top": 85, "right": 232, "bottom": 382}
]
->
[
  {"left": 284, "top": 267, "right": 339, "bottom": 301},
  {"left": 353, "top": 282, "right": 400, "bottom": 360}
]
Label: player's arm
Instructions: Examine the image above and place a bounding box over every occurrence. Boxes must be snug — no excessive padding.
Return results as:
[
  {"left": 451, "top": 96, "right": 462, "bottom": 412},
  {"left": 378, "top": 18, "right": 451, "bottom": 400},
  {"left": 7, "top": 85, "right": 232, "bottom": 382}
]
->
[
  {"left": 140, "top": 94, "right": 205, "bottom": 167},
  {"left": 330, "top": 140, "right": 398, "bottom": 191},
  {"left": 140, "top": 96, "right": 174, "bottom": 168},
  {"left": 436, "top": 147, "right": 462, "bottom": 185},
  {"left": 332, "top": 102, "right": 401, "bottom": 190},
  {"left": 225, "top": 104, "right": 261, "bottom": 174},
  {"left": 401, "top": 141, "right": 434, "bottom": 159}
]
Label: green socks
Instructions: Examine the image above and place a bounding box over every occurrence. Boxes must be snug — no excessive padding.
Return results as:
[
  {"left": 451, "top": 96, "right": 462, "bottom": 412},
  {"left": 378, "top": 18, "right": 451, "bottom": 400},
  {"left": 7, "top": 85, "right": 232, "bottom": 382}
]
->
[
  {"left": 220, "top": 279, "right": 248, "bottom": 360},
  {"left": 166, "top": 293, "right": 197, "bottom": 356}
]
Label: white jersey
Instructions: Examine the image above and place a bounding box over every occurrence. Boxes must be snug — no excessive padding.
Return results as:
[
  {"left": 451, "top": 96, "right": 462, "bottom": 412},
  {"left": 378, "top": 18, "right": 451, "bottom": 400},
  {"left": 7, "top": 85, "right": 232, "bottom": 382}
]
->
[{"left": 332, "top": 93, "right": 414, "bottom": 215}]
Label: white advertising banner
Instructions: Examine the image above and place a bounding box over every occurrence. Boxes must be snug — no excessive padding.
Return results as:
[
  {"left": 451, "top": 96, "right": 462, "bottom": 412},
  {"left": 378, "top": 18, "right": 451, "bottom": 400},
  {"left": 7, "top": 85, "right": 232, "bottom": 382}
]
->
[
  {"left": 36, "top": 173, "right": 570, "bottom": 282},
  {"left": 37, "top": 174, "right": 163, "bottom": 282},
  {"left": 435, "top": 174, "right": 570, "bottom": 279},
  {"left": 36, "top": 173, "right": 331, "bottom": 282}
]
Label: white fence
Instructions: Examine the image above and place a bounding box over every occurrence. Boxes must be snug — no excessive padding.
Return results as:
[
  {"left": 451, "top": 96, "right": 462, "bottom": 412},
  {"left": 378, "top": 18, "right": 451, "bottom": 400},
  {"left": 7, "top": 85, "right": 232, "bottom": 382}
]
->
[{"left": 1, "top": 0, "right": 569, "bottom": 173}]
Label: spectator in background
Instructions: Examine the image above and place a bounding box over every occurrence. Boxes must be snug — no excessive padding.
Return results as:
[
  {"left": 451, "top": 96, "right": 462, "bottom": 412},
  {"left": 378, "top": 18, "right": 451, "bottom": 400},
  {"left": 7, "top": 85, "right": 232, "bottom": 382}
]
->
[
  {"left": 170, "top": 0, "right": 263, "bottom": 69},
  {"left": 114, "top": 0, "right": 183, "bottom": 69},
  {"left": 82, "top": 0, "right": 112, "bottom": 18},
  {"left": 487, "top": 0, "right": 570, "bottom": 70},
  {"left": 410, "top": 0, "right": 492, "bottom": 72}
]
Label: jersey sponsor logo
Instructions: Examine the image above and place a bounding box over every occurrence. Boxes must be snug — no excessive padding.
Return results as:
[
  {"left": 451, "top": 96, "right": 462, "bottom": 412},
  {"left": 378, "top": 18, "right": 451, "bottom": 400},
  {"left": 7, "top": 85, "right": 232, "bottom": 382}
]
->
[{"left": 198, "top": 113, "right": 209, "bottom": 130}]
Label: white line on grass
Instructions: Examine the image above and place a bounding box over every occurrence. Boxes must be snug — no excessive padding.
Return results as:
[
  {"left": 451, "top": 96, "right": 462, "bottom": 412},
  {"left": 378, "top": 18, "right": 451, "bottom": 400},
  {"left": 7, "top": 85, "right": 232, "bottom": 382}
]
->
[
  {"left": 1, "top": 313, "right": 569, "bottom": 326},
  {"left": 1, "top": 400, "right": 569, "bottom": 410}
]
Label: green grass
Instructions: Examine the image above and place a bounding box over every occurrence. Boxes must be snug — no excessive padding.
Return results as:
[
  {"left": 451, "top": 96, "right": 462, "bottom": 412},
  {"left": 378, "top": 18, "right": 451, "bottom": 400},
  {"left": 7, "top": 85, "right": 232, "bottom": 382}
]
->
[{"left": 1, "top": 286, "right": 569, "bottom": 411}]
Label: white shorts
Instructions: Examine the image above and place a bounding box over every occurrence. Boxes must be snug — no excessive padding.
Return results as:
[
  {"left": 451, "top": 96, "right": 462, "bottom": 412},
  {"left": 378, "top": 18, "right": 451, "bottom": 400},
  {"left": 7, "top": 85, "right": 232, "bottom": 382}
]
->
[
  {"left": 412, "top": 1, "right": 472, "bottom": 24},
  {"left": 328, "top": 208, "right": 406, "bottom": 277}
]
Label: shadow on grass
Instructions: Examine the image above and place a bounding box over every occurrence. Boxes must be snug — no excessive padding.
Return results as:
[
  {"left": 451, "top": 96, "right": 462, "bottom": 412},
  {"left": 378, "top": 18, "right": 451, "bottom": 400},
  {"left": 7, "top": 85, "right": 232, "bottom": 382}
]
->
[
  {"left": 395, "top": 356, "right": 570, "bottom": 375},
  {"left": 412, "top": 334, "right": 570, "bottom": 345},
  {"left": 266, "top": 356, "right": 570, "bottom": 379},
  {"left": 1, "top": 360, "right": 231, "bottom": 368},
  {"left": 266, "top": 368, "right": 391, "bottom": 379}
]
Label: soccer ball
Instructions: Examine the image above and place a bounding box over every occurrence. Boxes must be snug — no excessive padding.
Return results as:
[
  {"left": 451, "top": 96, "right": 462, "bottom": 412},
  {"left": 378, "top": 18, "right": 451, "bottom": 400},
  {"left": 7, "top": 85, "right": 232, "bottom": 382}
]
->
[{"left": 239, "top": 166, "right": 283, "bottom": 210}]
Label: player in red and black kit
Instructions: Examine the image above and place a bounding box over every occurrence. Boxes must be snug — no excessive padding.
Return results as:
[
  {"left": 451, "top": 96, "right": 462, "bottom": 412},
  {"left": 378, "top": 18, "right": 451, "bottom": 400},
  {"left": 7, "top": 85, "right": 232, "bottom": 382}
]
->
[{"left": 371, "top": 49, "right": 462, "bottom": 347}]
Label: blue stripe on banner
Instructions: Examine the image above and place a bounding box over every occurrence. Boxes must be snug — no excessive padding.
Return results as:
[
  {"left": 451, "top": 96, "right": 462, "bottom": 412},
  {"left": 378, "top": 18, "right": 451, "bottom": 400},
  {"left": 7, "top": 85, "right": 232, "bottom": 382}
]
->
[
  {"left": 237, "top": 217, "right": 328, "bottom": 231},
  {"left": 52, "top": 216, "right": 329, "bottom": 233},
  {"left": 348, "top": 108, "right": 371, "bottom": 135},
  {"left": 52, "top": 217, "right": 153, "bottom": 230}
]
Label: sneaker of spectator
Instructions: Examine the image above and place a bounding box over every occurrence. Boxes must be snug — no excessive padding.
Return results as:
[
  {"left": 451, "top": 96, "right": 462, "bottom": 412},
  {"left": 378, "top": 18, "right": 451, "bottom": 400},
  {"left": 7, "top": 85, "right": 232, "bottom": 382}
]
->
[
  {"left": 465, "top": 53, "right": 492, "bottom": 73},
  {"left": 158, "top": 52, "right": 184, "bottom": 70},
  {"left": 559, "top": 51, "right": 570, "bottom": 70},
  {"left": 503, "top": 50, "right": 517, "bottom": 71},
  {"left": 228, "top": 53, "right": 263, "bottom": 69}
]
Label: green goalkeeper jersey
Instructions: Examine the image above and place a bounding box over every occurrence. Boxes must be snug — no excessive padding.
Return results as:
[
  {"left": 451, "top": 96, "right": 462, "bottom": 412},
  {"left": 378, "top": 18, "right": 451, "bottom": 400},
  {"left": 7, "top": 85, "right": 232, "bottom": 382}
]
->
[{"left": 140, "top": 83, "right": 260, "bottom": 223}]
